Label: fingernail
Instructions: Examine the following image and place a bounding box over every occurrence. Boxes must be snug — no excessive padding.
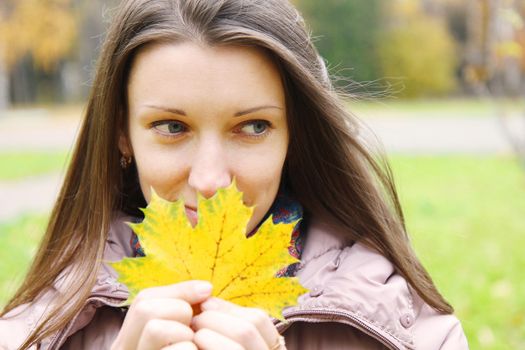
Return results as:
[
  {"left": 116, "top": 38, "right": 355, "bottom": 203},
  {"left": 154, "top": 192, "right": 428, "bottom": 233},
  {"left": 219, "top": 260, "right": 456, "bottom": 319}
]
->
[
  {"left": 201, "top": 298, "right": 219, "bottom": 310},
  {"left": 195, "top": 281, "right": 213, "bottom": 297}
]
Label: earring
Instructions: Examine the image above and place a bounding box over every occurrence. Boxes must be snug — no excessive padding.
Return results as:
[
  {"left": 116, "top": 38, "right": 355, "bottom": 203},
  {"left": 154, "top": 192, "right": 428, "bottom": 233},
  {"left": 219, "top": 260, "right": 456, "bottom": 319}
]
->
[{"left": 120, "top": 154, "right": 132, "bottom": 169}]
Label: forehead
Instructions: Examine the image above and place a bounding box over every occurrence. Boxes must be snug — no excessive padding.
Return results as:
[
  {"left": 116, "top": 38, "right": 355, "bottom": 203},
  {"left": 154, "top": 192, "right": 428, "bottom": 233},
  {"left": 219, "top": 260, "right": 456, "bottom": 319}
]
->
[{"left": 126, "top": 42, "right": 286, "bottom": 115}]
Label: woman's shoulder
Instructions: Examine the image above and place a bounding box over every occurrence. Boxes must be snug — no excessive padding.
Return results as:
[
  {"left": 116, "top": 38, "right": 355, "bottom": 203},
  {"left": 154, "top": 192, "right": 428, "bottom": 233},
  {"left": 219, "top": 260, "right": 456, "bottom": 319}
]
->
[
  {"left": 284, "top": 216, "right": 468, "bottom": 350},
  {"left": 0, "top": 213, "right": 133, "bottom": 349},
  {"left": 0, "top": 286, "right": 60, "bottom": 350},
  {"left": 1, "top": 303, "right": 36, "bottom": 349}
]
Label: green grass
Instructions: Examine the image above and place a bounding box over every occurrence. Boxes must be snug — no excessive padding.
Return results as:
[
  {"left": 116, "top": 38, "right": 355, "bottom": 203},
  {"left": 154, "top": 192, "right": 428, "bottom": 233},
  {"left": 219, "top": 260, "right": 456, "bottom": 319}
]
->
[
  {"left": 0, "top": 214, "right": 48, "bottom": 308},
  {"left": 1, "top": 155, "right": 524, "bottom": 349},
  {"left": 0, "top": 151, "right": 69, "bottom": 180},
  {"left": 390, "top": 156, "right": 525, "bottom": 349}
]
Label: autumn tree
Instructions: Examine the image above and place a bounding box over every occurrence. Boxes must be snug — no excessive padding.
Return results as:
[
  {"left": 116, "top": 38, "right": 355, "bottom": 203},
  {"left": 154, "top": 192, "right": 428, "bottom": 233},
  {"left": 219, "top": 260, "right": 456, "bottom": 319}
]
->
[
  {"left": 0, "top": 0, "right": 76, "bottom": 71},
  {"left": 446, "top": 0, "right": 525, "bottom": 166},
  {"left": 377, "top": 0, "right": 458, "bottom": 98},
  {"left": 0, "top": 0, "right": 77, "bottom": 108}
]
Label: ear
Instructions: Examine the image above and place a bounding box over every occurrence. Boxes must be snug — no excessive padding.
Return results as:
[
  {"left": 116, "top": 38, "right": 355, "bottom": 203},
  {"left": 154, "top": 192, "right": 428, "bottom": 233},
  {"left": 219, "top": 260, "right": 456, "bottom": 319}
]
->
[{"left": 118, "top": 133, "right": 132, "bottom": 156}]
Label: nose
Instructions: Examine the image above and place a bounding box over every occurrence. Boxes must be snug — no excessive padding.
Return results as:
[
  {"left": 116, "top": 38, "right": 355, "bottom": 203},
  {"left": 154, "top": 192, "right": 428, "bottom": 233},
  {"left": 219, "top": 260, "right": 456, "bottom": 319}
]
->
[{"left": 187, "top": 138, "right": 232, "bottom": 199}]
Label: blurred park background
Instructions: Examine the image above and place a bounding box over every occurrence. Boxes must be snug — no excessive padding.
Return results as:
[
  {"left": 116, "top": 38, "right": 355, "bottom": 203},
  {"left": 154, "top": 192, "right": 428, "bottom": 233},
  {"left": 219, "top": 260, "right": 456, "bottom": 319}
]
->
[{"left": 1, "top": 0, "right": 525, "bottom": 348}]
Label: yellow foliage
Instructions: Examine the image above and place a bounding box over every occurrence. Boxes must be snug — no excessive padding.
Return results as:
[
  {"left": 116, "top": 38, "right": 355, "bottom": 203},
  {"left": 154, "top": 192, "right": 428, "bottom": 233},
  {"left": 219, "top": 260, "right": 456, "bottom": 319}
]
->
[
  {"left": 111, "top": 182, "right": 308, "bottom": 320},
  {"left": 389, "top": 0, "right": 422, "bottom": 18},
  {"left": 0, "top": 0, "right": 77, "bottom": 71},
  {"left": 378, "top": 9, "right": 457, "bottom": 98},
  {"left": 496, "top": 41, "right": 523, "bottom": 59}
]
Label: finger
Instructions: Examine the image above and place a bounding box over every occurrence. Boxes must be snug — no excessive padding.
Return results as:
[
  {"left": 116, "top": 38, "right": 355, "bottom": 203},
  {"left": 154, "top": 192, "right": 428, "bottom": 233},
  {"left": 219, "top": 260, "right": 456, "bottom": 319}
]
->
[
  {"left": 119, "top": 298, "right": 194, "bottom": 348},
  {"left": 192, "top": 310, "right": 267, "bottom": 350},
  {"left": 201, "top": 298, "right": 280, "bottom": 347},
  {"left": 130, "top": 297, "right": 194, "bottom": 325},
  {"left": 161, "top": 342, "right": 198, "bottom": 350},
  {"left": 114, "top": 281, "right": 212, "bottom": 349},
  {"left": 137, "top": 319, "right": 194, "bottom": 350},
  {"left": 194, "top": 328, "right": 245, "bottom": 350},
  {"left": 134, "top": 280, "right": 213, "bottom": 305}
]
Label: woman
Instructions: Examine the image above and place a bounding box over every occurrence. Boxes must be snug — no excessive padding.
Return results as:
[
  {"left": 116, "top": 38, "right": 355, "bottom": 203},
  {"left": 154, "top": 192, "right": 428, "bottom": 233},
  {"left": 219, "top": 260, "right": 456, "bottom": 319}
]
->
[{"left": 0, "top": 0, "right": 468, "bottom": 349}]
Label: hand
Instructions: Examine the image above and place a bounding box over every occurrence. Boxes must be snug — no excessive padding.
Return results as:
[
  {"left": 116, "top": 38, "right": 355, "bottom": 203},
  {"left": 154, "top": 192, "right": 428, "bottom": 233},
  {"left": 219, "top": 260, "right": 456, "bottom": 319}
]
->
[
  {"left": 191, "top": 297, "right": 286, "bottom": 350},
  {"left": 110, "top": 280, "right": 213, "bottom": 350}
]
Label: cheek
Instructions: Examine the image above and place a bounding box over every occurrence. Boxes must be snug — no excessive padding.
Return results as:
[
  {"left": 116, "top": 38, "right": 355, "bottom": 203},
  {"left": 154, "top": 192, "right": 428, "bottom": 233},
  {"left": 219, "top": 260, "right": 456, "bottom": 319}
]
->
[
  {"left": 238, "top": 168, "right": 282, "bottom": 233},
  {"left": 133, "top": 147, "right": 189, "bottom": 203},
  {"left": 232, "top": 143, "right": 288, "bottom": 230},
  {"left": 233, "top": 142, "right": 287, "bottom": 193},
  {"left": 236, "top": 160, "right": 283, "bottom": 194}
]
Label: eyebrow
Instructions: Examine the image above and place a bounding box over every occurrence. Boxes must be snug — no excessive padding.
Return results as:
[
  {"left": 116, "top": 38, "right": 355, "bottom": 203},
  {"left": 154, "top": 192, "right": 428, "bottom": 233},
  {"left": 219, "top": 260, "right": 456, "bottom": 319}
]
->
[
  {"left": 144, "top": 104, "right": 283, "bottom": 117},
  {"left": 145, "top": 105, "right": 186, "bottom": 115},
  {"left": 234, "top": 105, "right": 283, "bottom": 117}
]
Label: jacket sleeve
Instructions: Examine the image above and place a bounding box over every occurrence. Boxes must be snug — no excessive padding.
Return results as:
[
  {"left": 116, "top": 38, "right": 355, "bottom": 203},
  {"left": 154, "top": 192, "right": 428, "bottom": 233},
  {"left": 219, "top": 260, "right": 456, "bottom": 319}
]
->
[
  {"left": 283, "top": 321, "right": 389, "bottom": 350},
  {"left": 440, "top": 319, "right": 470, "bottom": 349},
  {"left": 411, "top": 302, "right": 469, "bottom": 350}
]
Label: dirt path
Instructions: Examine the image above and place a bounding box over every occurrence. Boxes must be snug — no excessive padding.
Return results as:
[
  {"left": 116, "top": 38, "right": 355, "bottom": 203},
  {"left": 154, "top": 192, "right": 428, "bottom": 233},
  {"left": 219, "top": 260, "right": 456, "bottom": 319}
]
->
[{"left": 0, "top": 173, "right": 63, "bottom": 222}]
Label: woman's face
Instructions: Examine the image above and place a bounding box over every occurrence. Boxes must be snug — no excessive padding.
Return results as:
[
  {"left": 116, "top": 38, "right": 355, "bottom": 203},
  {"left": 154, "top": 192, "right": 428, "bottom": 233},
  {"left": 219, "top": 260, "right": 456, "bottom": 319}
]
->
[{"left": 121, "top": 42, "right": 289, "bottom": 233}]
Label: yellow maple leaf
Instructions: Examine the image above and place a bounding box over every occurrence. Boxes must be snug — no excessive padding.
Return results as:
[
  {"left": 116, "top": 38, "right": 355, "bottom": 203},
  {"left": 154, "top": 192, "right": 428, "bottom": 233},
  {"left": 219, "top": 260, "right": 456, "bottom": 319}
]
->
[{"left": 111, "top": 182, "right": 308, "bottom": 320}]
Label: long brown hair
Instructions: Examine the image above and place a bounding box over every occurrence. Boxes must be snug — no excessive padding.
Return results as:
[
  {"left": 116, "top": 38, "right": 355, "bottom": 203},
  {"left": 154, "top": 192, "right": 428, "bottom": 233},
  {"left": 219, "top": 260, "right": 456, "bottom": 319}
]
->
[{"left": 2, "top": 0, "right": 453, "bottom": 347}]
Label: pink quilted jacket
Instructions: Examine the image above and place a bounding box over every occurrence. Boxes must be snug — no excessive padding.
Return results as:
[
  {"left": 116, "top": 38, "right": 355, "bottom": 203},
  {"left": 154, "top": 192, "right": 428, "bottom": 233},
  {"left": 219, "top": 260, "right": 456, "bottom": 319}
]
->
[{"left": 0, "top": 213, "right": 469, "bottom": 349}]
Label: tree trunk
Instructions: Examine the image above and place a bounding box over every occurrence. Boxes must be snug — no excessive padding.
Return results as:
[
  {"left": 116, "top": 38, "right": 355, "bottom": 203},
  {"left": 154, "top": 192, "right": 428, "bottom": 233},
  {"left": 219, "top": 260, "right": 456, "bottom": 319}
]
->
[{"left": 0, "top": 47, "right": 8, "bottom": 113}]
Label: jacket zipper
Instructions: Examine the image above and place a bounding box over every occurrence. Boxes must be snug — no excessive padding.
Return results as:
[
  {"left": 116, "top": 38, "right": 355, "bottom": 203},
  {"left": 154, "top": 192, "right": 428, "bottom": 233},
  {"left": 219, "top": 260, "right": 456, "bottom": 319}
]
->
[
  {"left": 275, "top": 309, "right": 411, "bottom": 350},
  {"left": 45, "top": 293, "right": 128, "bottom": 350}
]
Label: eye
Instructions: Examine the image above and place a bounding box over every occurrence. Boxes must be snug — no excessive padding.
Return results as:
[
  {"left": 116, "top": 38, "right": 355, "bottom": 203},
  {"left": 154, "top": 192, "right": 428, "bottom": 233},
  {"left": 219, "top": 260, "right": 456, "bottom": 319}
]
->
[
  {"left": 238, "top": 120, "right": 271, "bottom": 136},
  {"left": 152, "top": 120, "right": 187, "bottom": 135}
]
